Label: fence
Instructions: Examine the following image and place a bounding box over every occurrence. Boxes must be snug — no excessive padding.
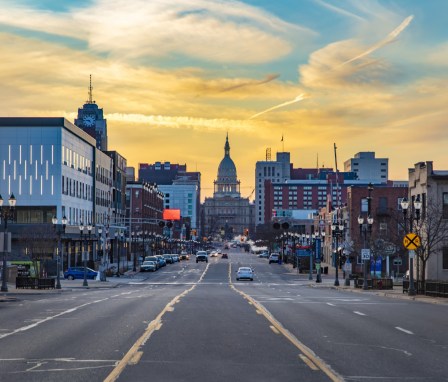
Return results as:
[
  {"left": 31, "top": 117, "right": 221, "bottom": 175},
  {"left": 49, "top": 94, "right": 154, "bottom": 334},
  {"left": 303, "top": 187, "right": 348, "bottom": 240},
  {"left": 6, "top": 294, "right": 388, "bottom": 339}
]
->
[
  {"left": 403, "top": 280, "right": 448, "bottom": 297},
  {"left": 16, "top": 277, "right": 55, "bottom": 289}
]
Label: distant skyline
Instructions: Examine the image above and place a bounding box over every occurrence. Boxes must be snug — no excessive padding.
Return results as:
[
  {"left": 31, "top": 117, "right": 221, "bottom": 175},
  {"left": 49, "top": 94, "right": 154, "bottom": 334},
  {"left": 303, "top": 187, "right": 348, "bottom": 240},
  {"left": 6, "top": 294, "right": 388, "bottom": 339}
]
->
[{"left": 1, "top": 0, "right": 448, "bottom": 199}]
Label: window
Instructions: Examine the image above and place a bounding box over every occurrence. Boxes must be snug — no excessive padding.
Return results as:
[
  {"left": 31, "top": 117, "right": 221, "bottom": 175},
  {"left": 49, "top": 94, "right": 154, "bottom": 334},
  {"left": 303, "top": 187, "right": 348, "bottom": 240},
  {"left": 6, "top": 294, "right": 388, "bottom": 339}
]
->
[
  {"left": 361, "top": 198, "right": 368, "bottom": 213},
  {"left": 443, "top": 247, "right": 448, "bottom": 270},
  {"left": 443, "top": 193, "right": 448, "bottom": 219}
]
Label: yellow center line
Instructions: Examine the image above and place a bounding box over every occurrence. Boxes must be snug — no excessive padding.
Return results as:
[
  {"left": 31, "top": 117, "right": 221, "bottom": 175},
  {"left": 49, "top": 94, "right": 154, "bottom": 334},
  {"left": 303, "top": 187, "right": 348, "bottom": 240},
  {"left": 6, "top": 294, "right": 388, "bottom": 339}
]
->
[
  {"left": 229, "top": 261, "right": 343, "bottom": 382},
  {"left": 104, "top": 265, "right": 209, "bottom": 382}
]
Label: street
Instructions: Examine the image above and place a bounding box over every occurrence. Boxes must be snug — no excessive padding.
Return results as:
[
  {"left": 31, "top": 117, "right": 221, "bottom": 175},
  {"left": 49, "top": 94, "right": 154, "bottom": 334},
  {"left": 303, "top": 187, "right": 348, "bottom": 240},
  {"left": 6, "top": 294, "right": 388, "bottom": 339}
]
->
[{"left": 1, "top": 248, "right": 447, "bottom": 382}]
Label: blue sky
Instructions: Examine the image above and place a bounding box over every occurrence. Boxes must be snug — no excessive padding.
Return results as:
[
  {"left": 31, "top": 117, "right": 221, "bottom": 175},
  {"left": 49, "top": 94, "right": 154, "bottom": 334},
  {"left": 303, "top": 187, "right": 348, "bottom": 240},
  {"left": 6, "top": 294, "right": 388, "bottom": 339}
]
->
[{"left": 0, "top": 0, "right": 447, "bottom": 198}]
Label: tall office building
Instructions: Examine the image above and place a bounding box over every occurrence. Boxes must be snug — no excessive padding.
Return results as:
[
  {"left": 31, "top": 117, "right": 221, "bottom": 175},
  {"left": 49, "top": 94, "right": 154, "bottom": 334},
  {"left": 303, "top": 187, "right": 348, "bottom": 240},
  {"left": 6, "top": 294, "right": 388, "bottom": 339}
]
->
[
  {"left": 74, "top": 75, "right": 108, "bottom": 151},
  {"left": 344, "top": 152, "right": 388, "bottom": 183}
]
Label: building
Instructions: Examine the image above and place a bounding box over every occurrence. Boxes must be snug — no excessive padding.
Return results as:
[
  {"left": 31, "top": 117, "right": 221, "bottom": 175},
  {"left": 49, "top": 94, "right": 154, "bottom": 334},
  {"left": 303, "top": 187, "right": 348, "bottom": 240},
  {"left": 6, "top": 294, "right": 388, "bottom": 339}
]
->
[
  {"left": 344, "top": 152, "right": 388, "bottom": 182},
  {"left": 74, "top": 76, "right": 108, "bottom": 151},
  {"left": 408, "top": 161, "right": 448, "bottom": 282},
  {"left": 255, "top": 152, "right": 291, "bottom": 226},
  {"left": 202, "top": 135, "right": 255, "bottom": 240},
  {"left": 0, "top": 117, "right": 104, "bottom": 268},
  {"left": 138, "top": 162, "right": 201, "bottom": 236}
]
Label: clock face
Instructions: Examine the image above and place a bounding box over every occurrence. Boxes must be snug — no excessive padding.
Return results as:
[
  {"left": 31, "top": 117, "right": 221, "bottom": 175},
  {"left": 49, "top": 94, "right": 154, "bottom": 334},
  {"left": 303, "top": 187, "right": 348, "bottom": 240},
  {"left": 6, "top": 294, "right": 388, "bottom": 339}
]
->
[{"left": 83, "top": 114, "right": 96, "bottom": 127}]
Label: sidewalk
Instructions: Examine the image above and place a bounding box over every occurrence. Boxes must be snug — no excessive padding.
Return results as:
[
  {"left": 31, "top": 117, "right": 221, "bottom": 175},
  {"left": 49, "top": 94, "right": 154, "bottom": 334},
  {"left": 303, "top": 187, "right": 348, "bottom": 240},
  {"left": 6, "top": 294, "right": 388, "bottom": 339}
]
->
[
  {"left": 0, "top": 271, "right": 142, "bottom": 301},
  {"left": 282, "top": 261, "right": 448, "bottom": 305}
]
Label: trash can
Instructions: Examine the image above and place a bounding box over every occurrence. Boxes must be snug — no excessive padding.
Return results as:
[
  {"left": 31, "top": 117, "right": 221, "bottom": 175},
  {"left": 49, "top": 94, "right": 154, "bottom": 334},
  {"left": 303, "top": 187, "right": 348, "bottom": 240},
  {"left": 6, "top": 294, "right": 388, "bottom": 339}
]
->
[{"left": 323, "top": 266, "right": 328, "bottom": 274}]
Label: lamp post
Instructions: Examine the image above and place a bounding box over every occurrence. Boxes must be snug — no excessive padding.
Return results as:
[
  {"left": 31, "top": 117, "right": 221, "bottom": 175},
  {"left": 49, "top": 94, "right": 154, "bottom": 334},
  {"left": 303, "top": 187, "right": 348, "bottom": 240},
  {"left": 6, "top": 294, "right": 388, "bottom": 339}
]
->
[
  {"left": 114, "top": 231, "right": 119, "bottom": 277},
  {"left": 132, "top": 231, "right": 136, "bottom": 272},
  {"left": 79, "top": 222, "right": 92, "bottom": 287},
  {"left": 358, "top": 182, "right": 374, "bottom": 290},
  {"left": 401, "top": 196, "right": 421, "bottom": 296},
  {"left": 52, "top": 215, "right": 67, "bottom": 290},
  {"left": 315, "top": 230, "right": 324, "bottom": 283},
  {"left": 331, "top": 216, "right": 345, "bottom": 287},
  {"left": 0, "top": 193, "right": 17, "bottom": 293}
]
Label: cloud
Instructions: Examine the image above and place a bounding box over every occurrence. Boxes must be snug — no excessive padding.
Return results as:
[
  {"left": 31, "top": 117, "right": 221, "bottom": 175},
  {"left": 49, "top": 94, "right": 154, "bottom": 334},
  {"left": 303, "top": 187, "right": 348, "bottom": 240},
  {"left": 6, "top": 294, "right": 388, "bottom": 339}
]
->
[
  {"left": 248, "top": 93, "right": 307, "bottom": 119},
  {"left": 0, "top": 0, "right": 316, "bottom": 64},
  {"left": 313, "top": 0, "right": 366, "bottom": 22},
  {"left": 299, "top": 15, "right": 413, "bottom": 89},
  {"left": 220, "top": 74, "right": 280, "bottom": 92}
]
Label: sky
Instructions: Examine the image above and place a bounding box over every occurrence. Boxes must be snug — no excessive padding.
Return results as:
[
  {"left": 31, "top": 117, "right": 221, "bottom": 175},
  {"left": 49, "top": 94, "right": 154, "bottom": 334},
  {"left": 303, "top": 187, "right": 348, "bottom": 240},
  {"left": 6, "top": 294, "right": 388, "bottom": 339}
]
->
[{"left": 1, "top": 0, "right": 448, "bottom": 201}]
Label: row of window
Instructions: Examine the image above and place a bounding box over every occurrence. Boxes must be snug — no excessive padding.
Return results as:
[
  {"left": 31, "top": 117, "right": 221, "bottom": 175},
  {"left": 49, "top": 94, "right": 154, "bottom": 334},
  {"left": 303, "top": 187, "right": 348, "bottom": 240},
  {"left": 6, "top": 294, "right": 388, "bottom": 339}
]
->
[
  {"left": 62, "top": 175, "right": 92, "bottom": 201},
  {"left": 62, "top": 146, "right": 92, "bottom": 175}
]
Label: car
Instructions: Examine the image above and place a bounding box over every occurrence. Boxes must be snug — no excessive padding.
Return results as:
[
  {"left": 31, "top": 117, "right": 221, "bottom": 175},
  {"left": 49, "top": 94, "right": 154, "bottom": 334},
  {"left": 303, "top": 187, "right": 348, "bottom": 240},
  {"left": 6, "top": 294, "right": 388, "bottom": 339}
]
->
[
  {"left": 155, "top": 255, "right": 166, "bottom": 267},
  {"left": 209, "top": 251, "right": 218, "bottom": 257},
  {"left": 163, "top": 254, "right": 174, "bottom": 264},
  {"left": 258, "top": 252, "right": 269, "bottom": 259},
  {"left": 269, "top": 253, "right": 280, "bottom": 264},
  {"left": 64, "top": 267, "right": 98, "bottom": 280},
  {"left": 196, "top": 251, "right": 208, "bottom": 263},
  {"left": 144, "top": 256, "right": 160, "bottom": 270},
  {"left": 180, "top": 252, "right": 190, "bottom": 260},
  {"left": 221, "top": 253, "right": 228, "bottom": 259},
  {"left": 171, "top": 254, "right": 180, "bottom": 262},
  {"left": 236, "top": 267, "right": 254, "bottom": 281},
  {"left": 140, "top": 261, "right": 157, "bottom": 272}
]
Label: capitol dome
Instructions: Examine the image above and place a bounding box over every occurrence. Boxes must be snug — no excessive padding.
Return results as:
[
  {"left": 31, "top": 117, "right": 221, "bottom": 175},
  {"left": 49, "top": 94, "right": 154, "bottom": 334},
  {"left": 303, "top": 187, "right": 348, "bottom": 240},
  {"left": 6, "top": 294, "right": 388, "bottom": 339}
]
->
[{"left": 214, "top": 134, "right": 240, "bottom": 197}]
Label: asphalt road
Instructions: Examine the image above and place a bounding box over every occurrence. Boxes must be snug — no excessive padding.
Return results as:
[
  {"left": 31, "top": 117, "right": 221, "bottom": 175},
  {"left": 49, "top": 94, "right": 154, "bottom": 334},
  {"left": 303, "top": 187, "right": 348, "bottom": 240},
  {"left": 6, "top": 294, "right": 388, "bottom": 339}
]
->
[{"left": 0, "top": 248, "right": 447, "bottom": 382}]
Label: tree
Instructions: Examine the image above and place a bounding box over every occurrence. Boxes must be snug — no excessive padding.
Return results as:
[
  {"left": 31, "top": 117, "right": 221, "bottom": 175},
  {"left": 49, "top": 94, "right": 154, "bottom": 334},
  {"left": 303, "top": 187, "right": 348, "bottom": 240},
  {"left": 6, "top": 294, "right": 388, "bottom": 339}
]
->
[
  {"left": 414, "top": 199, "right": 448, "bottom": 285},
  {"left": 19, "top": 224, "right": 56, "bottom": 278}
]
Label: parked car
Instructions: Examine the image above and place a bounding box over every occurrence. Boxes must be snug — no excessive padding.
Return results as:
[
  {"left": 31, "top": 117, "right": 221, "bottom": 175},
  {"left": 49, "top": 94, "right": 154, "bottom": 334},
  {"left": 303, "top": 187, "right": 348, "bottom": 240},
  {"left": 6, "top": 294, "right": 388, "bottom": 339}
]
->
[
  {"left": 140, "top": 261, "right": 157, "bottom": 272},
  {"left": 171, "top": 254, "right": 180, "bottom": 262},
  {"left": 236, "top": 267, "right": 254, "bottom": 281},
  {"left": 155, "top": 255, "right": 166, "bottom": 267},
  {"left": 196, "top": 251, "right": 208, "bottom": 263},
  {"left": 258, "top": 252, "right": 269, "bottom": 259},
  {"left": 163, "top": 254, "right": 174, "bottom": 264},
  {"left": 269, "top": 253, "right": 280, "bottom": 264},
  {"left": 144, "top": 256, "right": 160, "bottom": 270},
  {"left": 64, "top": 267, "right": 98, "bottom": 280}
]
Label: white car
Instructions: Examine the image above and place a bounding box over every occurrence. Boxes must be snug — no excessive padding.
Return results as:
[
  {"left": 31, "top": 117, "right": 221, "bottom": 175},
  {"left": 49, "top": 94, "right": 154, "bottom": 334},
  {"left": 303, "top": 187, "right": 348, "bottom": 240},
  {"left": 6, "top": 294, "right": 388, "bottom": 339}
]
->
[
  {"left": 209, "top": 251, "right": 218, "bottom": 257},
  {"left": 236, "top": 267, "right": 254, "bottom": 281}
]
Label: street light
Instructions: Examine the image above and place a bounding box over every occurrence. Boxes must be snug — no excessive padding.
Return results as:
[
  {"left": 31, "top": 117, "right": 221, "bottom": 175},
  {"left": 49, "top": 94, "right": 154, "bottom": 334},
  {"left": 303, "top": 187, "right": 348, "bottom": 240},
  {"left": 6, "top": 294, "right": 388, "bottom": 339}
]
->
[
  {"left": 401, "top": 195, "right": 421, "bottom": 296},
  {"left": 315, "top": 229, "right": 325, "bottom": 283},
  {"left": 132, "top": 231, "right": 136, "bottom": 272},
  {"left": 79, "top": 222, "right": 92, "bottom": 287},
  {"left": 358, "top": 182, "right": 374, "bottom": 290},
  {"left": 358, "top": 215, "right": 374, "bottom": 290},
  {"left": 331, "top": 216, "right": 345, "bottom": 287},
  {"left": 0, "top": 193, "right": 16, "bottom": 293},
  {"left": 52, "top": 215, "right": 67, "bottom": 290},
  {"left": 114, "top": 231, "right": 119, "bottom": 277}
]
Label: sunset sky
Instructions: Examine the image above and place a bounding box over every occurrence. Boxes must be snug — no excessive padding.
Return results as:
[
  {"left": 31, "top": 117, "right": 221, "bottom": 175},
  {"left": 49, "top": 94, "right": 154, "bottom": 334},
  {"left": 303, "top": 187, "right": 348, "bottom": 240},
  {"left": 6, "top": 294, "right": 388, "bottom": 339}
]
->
[{"left": 1, "top": 0, "right": 447, "bottom": 200}]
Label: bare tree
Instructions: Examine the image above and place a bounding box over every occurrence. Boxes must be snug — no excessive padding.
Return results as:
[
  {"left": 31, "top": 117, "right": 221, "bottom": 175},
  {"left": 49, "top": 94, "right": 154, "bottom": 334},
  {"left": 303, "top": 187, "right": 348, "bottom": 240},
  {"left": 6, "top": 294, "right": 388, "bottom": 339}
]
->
[
  {"left": 414, "top": 199, "right": 448, "bottom": 284},
  {"left": 19, "top": 224, "right": 56, "bottom": 278}
]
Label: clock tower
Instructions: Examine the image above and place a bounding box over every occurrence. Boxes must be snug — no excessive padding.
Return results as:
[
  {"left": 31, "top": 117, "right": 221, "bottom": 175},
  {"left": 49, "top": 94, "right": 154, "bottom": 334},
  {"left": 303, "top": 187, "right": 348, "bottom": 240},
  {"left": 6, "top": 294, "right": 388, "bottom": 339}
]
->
[{"left": 74, "top": 75, "right": 108, "bottom": 151}]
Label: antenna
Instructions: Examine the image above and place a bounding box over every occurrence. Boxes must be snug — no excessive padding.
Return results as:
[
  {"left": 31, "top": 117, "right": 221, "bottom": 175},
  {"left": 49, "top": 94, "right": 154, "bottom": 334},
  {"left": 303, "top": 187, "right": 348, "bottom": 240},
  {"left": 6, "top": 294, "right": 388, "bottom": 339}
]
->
[
  {"left": 87, "top": 74, "right": 94, "bottom": 104},
  {"left": 266, "top": 148, "right": 271, "bottom": 161}
]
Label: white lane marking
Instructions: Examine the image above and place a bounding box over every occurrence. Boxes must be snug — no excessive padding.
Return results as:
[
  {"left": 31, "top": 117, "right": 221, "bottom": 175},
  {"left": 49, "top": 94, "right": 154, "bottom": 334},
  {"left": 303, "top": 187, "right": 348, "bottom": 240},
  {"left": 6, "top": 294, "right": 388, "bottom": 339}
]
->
[
  {"left": 354, "top": 311, "right": 366, "bottom": 316},
  {"left": 396, "top": 327, "right": 414, "bottom": 335},
  {"left": 0, "top": 298, "right": 109, "bottom": 340},
  {"left": 327, "top": 303, "right": 336, "bottom": 306}
]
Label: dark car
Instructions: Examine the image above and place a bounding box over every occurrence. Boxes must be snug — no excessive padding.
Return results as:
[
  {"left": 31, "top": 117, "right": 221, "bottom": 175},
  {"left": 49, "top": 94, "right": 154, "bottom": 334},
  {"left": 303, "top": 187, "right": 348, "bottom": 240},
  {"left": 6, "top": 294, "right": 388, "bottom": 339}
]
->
[
  {"left": 221, "top": 253, "right": 228, "bottom": 259},
  {"left": 64, "top": 267, "right": 98, "bottom": 280},
  {"left": 163, "top": 254, "right": 174, "bottom": 264},
  {"left": 196, "top": 251, "right": 208, "bottom": 263}
]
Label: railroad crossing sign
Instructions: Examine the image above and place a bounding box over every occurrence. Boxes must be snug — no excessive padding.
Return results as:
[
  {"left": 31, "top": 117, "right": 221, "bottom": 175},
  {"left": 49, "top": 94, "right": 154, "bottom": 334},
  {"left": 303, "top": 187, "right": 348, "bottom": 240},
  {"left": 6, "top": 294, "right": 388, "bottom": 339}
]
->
[{"left": 403, "top": 233, "right": 421, "bottom": 250}]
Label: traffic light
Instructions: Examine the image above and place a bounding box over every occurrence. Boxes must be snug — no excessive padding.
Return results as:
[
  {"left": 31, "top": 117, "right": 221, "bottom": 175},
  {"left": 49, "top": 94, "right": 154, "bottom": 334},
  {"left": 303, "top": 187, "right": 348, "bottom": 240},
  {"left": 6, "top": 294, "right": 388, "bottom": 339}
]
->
[{"left": 244, "top": 228, "right": 249, "bottom": 236}]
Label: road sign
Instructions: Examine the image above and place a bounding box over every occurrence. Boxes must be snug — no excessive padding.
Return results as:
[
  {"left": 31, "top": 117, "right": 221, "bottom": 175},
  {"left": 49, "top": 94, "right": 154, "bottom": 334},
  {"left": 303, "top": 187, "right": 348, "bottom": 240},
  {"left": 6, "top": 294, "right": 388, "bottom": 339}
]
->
[
  {"left": 344, "top": 261, "right": 351, "bottom": 272},
  {"left": 393, "top": 257, "right": 402, "bottom": 266},
  {"left": 361, "top": 249, "right": 371, "bottom": 260},
  {"left": 403, "top": 233, "right": 421, "bottom": 250}
]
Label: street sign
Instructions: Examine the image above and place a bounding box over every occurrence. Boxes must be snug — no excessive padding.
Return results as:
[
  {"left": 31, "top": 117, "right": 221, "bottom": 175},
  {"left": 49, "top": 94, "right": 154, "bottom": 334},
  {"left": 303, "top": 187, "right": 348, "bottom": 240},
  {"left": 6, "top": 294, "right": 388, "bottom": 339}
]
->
[
  {"left": 403, "top": 233, "right": 421, "bottom": 250},
  {"left": 393, "top": 257, "right": 402, "bottom": 265},
  {"left": 344, "top": 261, "right": 351, "bottom": 272},
  {"left": 361, "top": 249, "right": 371, "bottom": 260},
  {"left": 384, "top": 244, "right": 396, "bottom": 255}
]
